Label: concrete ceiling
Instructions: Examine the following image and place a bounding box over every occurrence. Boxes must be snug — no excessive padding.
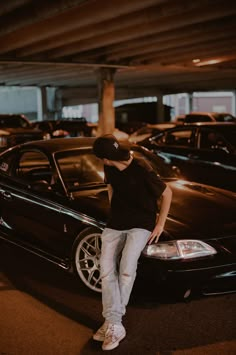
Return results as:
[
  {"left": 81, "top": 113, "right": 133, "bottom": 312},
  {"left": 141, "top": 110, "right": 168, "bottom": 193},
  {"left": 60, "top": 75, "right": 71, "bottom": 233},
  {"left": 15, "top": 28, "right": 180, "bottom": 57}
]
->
[{"left": 0, "top": 0, "right": 236, "bottom": 104}]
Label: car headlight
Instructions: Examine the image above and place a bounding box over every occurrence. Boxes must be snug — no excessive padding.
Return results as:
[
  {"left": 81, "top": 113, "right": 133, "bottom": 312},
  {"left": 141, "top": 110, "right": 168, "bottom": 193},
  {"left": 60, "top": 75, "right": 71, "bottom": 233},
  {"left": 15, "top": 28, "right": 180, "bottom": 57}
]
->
[{"left": 143, "top": 240, "right": 217, "bottom": 260}]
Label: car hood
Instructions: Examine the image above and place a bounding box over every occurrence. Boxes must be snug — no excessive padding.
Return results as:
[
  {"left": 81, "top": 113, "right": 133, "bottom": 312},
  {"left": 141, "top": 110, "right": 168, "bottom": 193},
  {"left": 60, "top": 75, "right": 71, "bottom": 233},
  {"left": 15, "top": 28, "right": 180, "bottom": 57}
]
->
[
  {"left": 71, "top": 181, "right": 236, "bottom": 239},
  {"left": 167, "top": 180, "right": 236, "bottom": 238}
]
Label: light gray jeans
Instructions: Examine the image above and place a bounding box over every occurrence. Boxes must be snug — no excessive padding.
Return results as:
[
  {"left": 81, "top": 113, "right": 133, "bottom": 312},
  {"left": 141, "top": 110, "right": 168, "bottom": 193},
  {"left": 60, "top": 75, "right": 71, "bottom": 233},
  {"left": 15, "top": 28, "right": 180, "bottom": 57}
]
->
[{"left": 100, "top": 227, "right": 150, "bottom": 324}]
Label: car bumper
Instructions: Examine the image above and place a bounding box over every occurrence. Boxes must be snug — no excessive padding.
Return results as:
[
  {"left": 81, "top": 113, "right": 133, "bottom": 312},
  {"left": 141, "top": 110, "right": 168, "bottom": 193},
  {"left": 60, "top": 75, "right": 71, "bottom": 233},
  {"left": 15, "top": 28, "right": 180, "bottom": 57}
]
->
[{"left": 137, "top": 256, "right": 236, "bottom": 296}]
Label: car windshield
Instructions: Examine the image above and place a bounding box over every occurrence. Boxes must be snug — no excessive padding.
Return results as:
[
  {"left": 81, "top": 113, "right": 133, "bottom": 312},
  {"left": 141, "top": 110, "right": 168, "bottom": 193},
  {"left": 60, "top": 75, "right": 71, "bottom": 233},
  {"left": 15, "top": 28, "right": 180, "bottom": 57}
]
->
[
  {"left": 55, "top": 147, "right": 176, "bottom": 192},
  {"left": 0, "top": 115, "right": 30, "bottom": 128},
  {"left": 131, "top": 127, "right": 154, "bottom": 136},
  {"left": 185, "top": 114, "right": 211, "bottom": 123},
  {"left": 213, "top": 113, "right": 236, "bottom": 122},
  {"left": 55, "top": 149, "right": 105, "bottom": 191}
]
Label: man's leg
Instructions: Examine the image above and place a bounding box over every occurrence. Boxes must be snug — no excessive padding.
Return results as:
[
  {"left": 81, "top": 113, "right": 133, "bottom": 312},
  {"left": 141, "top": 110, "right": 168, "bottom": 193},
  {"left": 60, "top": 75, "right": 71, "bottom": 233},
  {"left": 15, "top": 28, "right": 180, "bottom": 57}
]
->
[
  {"left": 119, "top": 228, "right": 150, "bottom": 315},
  {"left": 100, "top": 228, "right": 125, "bottom": 325}
]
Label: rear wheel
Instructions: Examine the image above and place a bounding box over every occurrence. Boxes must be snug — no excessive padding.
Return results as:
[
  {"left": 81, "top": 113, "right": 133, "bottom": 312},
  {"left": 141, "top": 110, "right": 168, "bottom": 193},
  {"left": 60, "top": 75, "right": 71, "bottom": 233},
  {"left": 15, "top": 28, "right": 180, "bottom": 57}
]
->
[{"left": 73, "top": 227, "right": 102, "bottom": 293}]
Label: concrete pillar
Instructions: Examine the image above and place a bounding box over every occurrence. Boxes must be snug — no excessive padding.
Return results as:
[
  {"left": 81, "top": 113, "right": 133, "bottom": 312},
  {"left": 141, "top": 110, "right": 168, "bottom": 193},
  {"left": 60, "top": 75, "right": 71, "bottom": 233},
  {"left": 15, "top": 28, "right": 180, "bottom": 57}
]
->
[
  {"left": 46, "top": 87, "right": 57, "bottom": 120},
  {"left": 156, "top": 93, "right": 164, "bottom": 122},
  {"left": 174, "top": 94, "right": 180, "bottom": 117},
  {"left": 186, "top": 92, "right": 193, "bottom": 113},
  {"left": 232, "top": 90, "right": 236, "bottom": 116},
  {"left": 37, "top": 86, "right": 48, "bottom": 121},
  {"left": 97, "top": 68, "right": 116, "bottom": 136},
  {"left": 55, "top": 88, "right": 63, "bottom": 119}
]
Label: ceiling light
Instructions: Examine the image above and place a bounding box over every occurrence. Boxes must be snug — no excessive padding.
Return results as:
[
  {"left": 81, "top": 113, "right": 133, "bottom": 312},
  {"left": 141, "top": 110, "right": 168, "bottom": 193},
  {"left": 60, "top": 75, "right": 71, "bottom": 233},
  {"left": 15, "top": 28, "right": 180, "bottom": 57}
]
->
[
  {"left": 192, "top": 59, "right": 200, "bottom": 63},
  {"left": 195, "top": 59, "right": 222, "bottom": 66}
]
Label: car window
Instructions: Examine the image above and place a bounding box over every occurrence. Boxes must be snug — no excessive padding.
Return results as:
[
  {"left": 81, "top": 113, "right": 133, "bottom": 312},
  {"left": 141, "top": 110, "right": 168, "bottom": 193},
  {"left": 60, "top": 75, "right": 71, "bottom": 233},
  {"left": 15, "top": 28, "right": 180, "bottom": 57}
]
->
[
  {"left": 55, "top": 150, "right": 105, "bottom": 190},
  {"left": 205, "top": 126, "right": 236, "bottom": 150},
  {"left": 213, "top": 113, "right": 236, "bottom": 122},
  {"left": 131, "top": 149, "right": 176, "bottom": 178},
  {"left": 157, "top": 129, "right": 194, "bottom": 147},
  {"left": 185, "top": 114, "right": 212, "bottom": 123},
  {"left": 199, "top": 128, "right": 233, "bottom": 152},
  {"left": 13, "top": 150, "right": 53, "bottom": 184}
]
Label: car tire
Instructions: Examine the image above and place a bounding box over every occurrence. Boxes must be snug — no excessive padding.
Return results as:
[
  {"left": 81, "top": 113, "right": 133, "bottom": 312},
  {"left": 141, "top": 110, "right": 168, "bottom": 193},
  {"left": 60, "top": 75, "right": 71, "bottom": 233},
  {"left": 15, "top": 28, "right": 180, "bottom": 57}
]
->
[{"left": 72, "top": 227, "right": 102, "bottom": 293}]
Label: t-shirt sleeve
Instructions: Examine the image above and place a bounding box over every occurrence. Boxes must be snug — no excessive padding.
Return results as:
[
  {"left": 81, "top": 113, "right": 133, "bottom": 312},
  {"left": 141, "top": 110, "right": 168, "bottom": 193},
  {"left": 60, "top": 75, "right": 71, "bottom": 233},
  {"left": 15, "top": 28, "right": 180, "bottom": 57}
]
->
[
  {"left": 137, "top": 158, "right": 166, "bottom": 198},
  {"left": 146, "top": 169, "right": 166, "bottom": 199},
  {"left": 140, "top": 159, "right": 166, "bottom": 199}
]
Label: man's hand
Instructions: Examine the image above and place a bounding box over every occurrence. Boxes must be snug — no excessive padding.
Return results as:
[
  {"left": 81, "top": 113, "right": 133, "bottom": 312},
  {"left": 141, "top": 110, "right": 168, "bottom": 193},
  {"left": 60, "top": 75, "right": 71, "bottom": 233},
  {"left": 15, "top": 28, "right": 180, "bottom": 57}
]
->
[{"left": 147, "top": 225, "right": 164, "bottom": 244}]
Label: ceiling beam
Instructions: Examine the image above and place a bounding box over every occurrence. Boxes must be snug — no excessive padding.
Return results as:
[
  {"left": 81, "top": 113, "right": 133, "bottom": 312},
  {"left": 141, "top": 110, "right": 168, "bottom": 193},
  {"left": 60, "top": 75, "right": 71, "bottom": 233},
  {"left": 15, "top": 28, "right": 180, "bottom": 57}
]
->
[
  {"left": 0, "top": 0, "right": 91, "bottom": 36},
  {"left": 0, "top": 0, "right": 163, "bottom": 53},
  {"left": 106, "top": 20, "right": 236, "bottom": 62},
  {"left": 147, "top": 39, "right": 236, "bottom": 65},
  {"left": 13, "top": 0, "right": 215, "bottom": 58},
  {"left": 0, "top": 0, "right": 31, "bottom": 16},
  {"left": 52, "top": 1, "right": 236, "bottom": 60},
  {"left": 132, "top": 36, "right": 236, "bottom": 65}
]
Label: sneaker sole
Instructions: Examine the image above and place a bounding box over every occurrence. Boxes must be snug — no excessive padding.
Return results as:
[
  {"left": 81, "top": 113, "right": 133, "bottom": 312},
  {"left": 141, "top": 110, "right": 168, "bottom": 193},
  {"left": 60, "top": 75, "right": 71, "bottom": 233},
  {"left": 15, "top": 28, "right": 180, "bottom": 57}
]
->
[
  {"left": 102, "top": 331, "right": 126, "bottom": 351},
  {"left": 93, "top": 334, "right": 105, "bottom": 342}
]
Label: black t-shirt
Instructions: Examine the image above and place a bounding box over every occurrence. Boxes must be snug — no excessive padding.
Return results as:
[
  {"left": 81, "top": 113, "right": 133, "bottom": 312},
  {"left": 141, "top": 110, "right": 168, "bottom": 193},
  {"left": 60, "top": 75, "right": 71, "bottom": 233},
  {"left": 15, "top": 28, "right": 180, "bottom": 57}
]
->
[{"left": 104, "top": 157, "right": 166, "bottom": 231}]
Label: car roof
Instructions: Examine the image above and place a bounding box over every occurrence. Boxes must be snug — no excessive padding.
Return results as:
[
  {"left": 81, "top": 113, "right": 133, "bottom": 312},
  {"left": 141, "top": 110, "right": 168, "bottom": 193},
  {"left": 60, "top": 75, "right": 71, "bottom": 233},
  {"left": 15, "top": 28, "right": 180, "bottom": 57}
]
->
[
  {"left": 186, "top": 112, "right": 233, "bottom": 116},
  {"left": 13, "top": 137, "right": 97, "bottom": 154},
  {"left": 146, "top": 123, "right": 176, "bottom": 129},
  {"left": 0, "top": 113, "right": 28, "bottom": 119},
  {"left": 182, "top": 122, "right": 236, "bottom": 127}
]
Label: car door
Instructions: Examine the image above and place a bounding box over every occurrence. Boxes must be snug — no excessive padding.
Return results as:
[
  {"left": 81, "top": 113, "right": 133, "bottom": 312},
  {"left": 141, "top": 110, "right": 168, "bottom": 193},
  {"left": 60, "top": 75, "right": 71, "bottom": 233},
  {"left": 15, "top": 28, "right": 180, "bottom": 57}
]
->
[
  {"left": 0, "top": 149, "right": 74, "bottom": 259},
  {"left": 192, "top": 127, "right": 236, "bottom": 191},
  {"left": 149, "top": 127, "right": 199, "bottom": 180}
]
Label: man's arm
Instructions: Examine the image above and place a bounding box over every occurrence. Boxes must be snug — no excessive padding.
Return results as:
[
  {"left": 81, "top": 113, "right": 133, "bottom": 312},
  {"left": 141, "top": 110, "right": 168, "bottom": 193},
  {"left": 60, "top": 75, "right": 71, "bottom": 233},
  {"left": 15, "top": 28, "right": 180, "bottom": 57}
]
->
[
  {"left": 107, "top": 184, "right": 113, "bottom": 204},
  {"left": 148, "top": 185, "right": 172, "bottom": 244}
]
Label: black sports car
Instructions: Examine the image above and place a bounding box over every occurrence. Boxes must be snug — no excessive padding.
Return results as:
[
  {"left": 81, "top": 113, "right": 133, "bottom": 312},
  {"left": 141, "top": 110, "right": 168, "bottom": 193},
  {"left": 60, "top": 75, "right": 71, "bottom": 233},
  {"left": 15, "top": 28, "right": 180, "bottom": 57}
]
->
[{"left": 0, "top": 137, "right": 235, "bottom": 299}]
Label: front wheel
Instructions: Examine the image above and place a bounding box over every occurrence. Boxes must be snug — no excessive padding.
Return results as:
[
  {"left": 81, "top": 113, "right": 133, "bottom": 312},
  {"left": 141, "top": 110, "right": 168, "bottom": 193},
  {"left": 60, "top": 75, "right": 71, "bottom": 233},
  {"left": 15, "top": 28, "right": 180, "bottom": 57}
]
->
[{"left": 72, "top": 227, "right": 102, "bottom": 293}]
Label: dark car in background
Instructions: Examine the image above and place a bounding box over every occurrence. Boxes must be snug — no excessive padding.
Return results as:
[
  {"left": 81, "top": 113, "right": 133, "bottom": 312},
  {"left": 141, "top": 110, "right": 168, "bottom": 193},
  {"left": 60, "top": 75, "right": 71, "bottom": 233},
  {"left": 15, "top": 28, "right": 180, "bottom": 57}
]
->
[
  {"left": 184, "top": 112, "right": 236, "bottom": 123},
  {"left": 142, "top": 122, "right": 236, "bottom": 192},
  {"left": 33, "top": 119, "right": 93, "bottom": 140},
  {"left": 0, "top": 137, "right": 235, "bottom": 299},
  {"left": 0, "top": 114, "right": 43, "bottom": 151},
  {"left": 128, "top": 123, "right": 176, "bottom": 144}
]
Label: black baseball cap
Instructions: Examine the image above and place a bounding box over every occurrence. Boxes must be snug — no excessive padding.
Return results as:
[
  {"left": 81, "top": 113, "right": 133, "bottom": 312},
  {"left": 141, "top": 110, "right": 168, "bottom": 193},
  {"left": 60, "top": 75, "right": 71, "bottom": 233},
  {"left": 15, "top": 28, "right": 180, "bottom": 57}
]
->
[{"left": 93, "top": 134, "right": 130, "bottom": 161}]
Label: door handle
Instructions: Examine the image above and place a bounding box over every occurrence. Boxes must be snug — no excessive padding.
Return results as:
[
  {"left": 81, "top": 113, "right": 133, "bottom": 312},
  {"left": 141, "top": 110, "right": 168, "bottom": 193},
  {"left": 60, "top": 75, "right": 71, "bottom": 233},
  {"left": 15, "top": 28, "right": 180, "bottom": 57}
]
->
[{"left": 188, "top": 153, "right": 199, "bottom": 159}]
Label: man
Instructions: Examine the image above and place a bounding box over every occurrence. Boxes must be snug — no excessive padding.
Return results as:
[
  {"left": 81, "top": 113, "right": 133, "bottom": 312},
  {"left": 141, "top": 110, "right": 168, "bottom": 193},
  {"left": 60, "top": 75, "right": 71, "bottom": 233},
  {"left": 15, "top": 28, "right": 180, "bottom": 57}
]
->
[{"left": 92, "top": 134, "right": 172, "bottom": 351}]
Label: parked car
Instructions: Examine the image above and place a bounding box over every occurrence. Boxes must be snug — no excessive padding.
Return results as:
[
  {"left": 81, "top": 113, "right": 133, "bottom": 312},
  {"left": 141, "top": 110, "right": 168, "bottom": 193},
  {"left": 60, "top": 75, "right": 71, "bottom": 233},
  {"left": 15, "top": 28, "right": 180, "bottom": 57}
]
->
[
  {"left": 31, "top": 120, "right": 70, "bottom": 139},
  {"left": 0, "top": 114, "right": 43, "bottom": 150},
  {"left": 0, "top": 137, "right": 235, "bottom": 299},
  {"left": 33, "top": 119, "right": 92, "bottom": 139},
  {"left": 128, "top": 123, "right": 176, "bottom": 144},
  {"left": 184, "top": 112, "right": 236, "bottom": 123},
  {"left": 142, "top": 122, "right": 236, "bottom": 192}
]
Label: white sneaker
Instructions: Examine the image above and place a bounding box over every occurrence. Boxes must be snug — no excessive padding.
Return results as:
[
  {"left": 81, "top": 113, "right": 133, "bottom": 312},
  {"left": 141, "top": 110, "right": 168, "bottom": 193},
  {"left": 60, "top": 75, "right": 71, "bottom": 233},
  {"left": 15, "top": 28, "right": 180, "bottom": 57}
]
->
[
  {"left": 102, "top": 323, "right": 126, "bottom": 351},
  {"left": 93, "top": 322, "right": 108, "bottom": 342}
]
